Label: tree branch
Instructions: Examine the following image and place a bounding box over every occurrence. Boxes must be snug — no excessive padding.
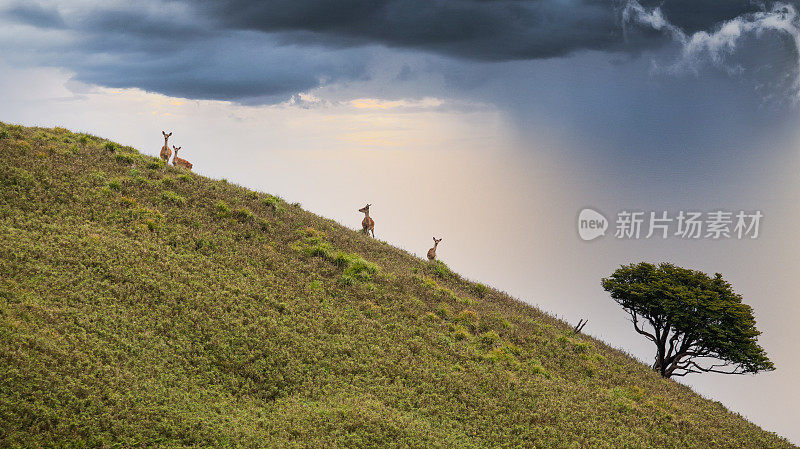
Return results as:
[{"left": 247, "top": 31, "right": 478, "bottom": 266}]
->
[{"left": 629, "top": 311, "right": 657, "bottom": 343}]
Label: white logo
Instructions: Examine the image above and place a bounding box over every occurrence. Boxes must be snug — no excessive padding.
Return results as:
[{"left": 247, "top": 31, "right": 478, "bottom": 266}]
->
[{"left": 578, "top": 208, "right": 608, "bottom": 241}]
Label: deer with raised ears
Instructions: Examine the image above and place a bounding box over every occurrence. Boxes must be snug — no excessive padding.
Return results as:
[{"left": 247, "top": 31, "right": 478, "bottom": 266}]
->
[
  {"left": 160, "top": 131, "right": 173, "bottom": 162},
  {"left": 427, "top": 237, "right": 442, "bottom": 261},
  {"left": 359, "top": 204, "right": 375, "bottom": 238},
  {"left": 171, "top": 146, "right": 193, "bottom": 170}
]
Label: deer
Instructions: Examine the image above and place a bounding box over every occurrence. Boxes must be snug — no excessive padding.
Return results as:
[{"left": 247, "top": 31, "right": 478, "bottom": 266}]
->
[
  {"left": 171, "top": 146, "right": 193, "bottom": 170},
  {"left": 427, "top": 237, "right": 442, "bottom": 261},
  {"left": 359, "top": 204, "right": 374, "bottom": 238},
  {"left": 160, "top": 131, "right": 173, "bottom": 162}
]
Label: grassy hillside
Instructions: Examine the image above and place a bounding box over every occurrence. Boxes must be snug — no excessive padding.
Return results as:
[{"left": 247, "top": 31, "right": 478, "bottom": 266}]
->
[{"left": 0, "top": 122, "right": 794, "bottom": 448}]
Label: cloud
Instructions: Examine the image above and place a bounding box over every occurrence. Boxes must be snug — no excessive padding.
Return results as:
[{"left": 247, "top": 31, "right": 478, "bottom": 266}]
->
[
  {"left": 202, "top": 0, "right": 797, "bottom": 62},
  {"left": 0, "top": 1, "right": 372, "bottom": 104},
  {"left": 4, "top": 2, "right": 65, "bottom": 29},
  {"left": 1, "top": 0, "right": 799, "bottom": 104},
  {"left": 203, "top": 0, "right": 623, "bottom": 61},
  {"left": 624, "top": 1, "right": 800, "bottom": 98}
]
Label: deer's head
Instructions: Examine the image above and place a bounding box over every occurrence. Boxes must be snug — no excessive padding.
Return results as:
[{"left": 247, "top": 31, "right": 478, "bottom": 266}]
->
[
  {"left": 172, "top": 145, "right": 181, "bottom": 154},
  {"left": 433, "top": 237, "right": 442, "bottom": 245},
  {"left": 358, "top": 204, "right": 371, "bottom": 214},
  {"left": 162, "top": 131, "right": 172, "bottom": 140}
]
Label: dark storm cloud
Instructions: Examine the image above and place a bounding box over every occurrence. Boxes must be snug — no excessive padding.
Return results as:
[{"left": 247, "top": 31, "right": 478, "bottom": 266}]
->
[
  {"left": 205, "top": 0, "right": 623, "bottom": 60},
  {"left": 4, "top": 2, "right": 65, "bottom": 29},
  {"left": 0, "top": 1, "right": 370, "bottom": 103},
  {"left": 202, "top": 0, "right": 784, "bottom": 60},
  {"left": 0, "top": 0, "right": 795, "bottom": 103},
  {"left": 640, "top": 0, "right": 762, "bottom": 33}
]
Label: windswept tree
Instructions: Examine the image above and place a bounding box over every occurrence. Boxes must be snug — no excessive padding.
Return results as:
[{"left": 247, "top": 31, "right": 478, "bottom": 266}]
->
[{"left": 602, "top": 262, "right": 774, "bottom": 378}]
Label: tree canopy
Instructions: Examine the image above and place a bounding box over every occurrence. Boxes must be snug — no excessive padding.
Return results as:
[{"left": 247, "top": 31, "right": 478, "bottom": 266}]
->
[{"left": 602, "top": 262, "right": 774, "bottom": 378}]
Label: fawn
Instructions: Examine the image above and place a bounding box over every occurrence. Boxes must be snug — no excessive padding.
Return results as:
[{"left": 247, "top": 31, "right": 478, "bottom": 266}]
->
[
  {"left": 160, "top": 131, "right": 173, "bottom": 162},
  {"left": 171, "top": 146, "right": 193, "bottom": 170},
  {"left": 427, "top": 237, "right": 442, "bottom": 261},
  {"left": 359, "top": 204, "right": 375, "bottom": 238}
]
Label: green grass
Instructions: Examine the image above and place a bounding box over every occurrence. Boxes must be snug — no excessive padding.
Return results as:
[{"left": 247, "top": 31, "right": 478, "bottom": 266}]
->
[{"left": 0, "top": 122, "right": 795, "bottom": 448}]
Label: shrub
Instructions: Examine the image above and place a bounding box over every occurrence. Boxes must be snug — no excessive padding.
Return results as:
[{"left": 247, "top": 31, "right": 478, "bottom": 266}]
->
[
  {"left": 89, "top": 171, "right": 107, "bottom": 185},
  {"left": 119, "top": 196, "right": 137, "bottom": 207},
  {"left": 479, "top": 330, "right": 501, "bottom": 347},
  {"left": 456, "top": 310, "right": 479, "bottom": 330},
  {"left": 296, "top": 231, "right": 378, "bottom": 283},
  {"left": 435, "top": 303, "right": 451, "bottom": 320},
  {"left": 233, "top": 207, "right": 255, "bottom": 223},
  {"left": 128, "top": 170, "right": 147, "bottom": 185},
  {"left": 431, "top": 260, "right": 454, "bottom": 279},
  {"left": 607, "top": 387, "right": 640, "bottom": 413},
  {"left": 161, "top": 191, "right": 185, "bottom": 206},
  {"left": 472, "top": 283, "right": 489, "bottom": 298},
  {"left": 108, "top": 179, "right": 122, "bottom": 191},
  {"left": 454, "top": 294, "right": 477, "bottom": 306},
  {"left": 263, "top": 195, "right": 285, "bottom": 213},
  {"left": 115, "top": 153, "right": 136, "bottom": 165},
  {"left": 343, "top": 256, "right": 378, "bottom": 281},
  {"left": 338, "top": 274, "right": 355, "bottom": 286},
  {"left": 479, "top": 312, "right": 513, "bottom": 332},
  {"left": 423, "top": 312, "right": 439, "bottom": 322},
  {"left": 0, "top": 130, "right": 8, "bottom": 139},
  {"left": 306, "top": 241, "right": 335, "bottom": 259},
  {"left": 452, "top": 325, "right": 470, "bottom": 341},
  {"left": 143, "top": 218, "right": 158, "bottom": 232},
  {"left": 573, "top": 341, "right": 591, "bottom": 354},
  {"left": 104, "top": 142, "right": 118, "bottom": 152},
  {"left": 530, "top": 360, "right": 549, "bottom": 377},
  {"left": 216, "top": 201, "right": 230, "bottom": 217},
  {"left": 484, "top": 347, "right": 515, "bottom": 364}
]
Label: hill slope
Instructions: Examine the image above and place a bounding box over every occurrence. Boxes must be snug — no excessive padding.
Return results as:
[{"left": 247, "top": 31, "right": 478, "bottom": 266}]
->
[{"left": 0, "top": 123, "right": 794, "bottom": 448}]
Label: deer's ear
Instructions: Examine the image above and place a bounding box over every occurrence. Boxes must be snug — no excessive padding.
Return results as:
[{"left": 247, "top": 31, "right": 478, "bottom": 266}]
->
[{"left": 162, "top": 131, "right": 166, "bottom": 136}]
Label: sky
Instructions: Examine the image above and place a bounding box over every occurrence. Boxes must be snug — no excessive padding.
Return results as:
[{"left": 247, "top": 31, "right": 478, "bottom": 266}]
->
[{"left": 1, "top": 0, "right": 799, "bottom": 443}]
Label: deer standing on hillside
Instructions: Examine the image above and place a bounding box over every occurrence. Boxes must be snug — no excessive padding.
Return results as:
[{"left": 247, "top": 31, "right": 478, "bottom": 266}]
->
[
  {"left": 160, "top": 131, "right": 173, "bottom": 162},
  {"left": 359, "top": 204, "right": 375, "bottom": 238},
  {"left": 171, "top": 146, "right": 193, "bottom": 170},
  {"left": 427, "top": 237, "right": 442, "bottom": 261}
]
